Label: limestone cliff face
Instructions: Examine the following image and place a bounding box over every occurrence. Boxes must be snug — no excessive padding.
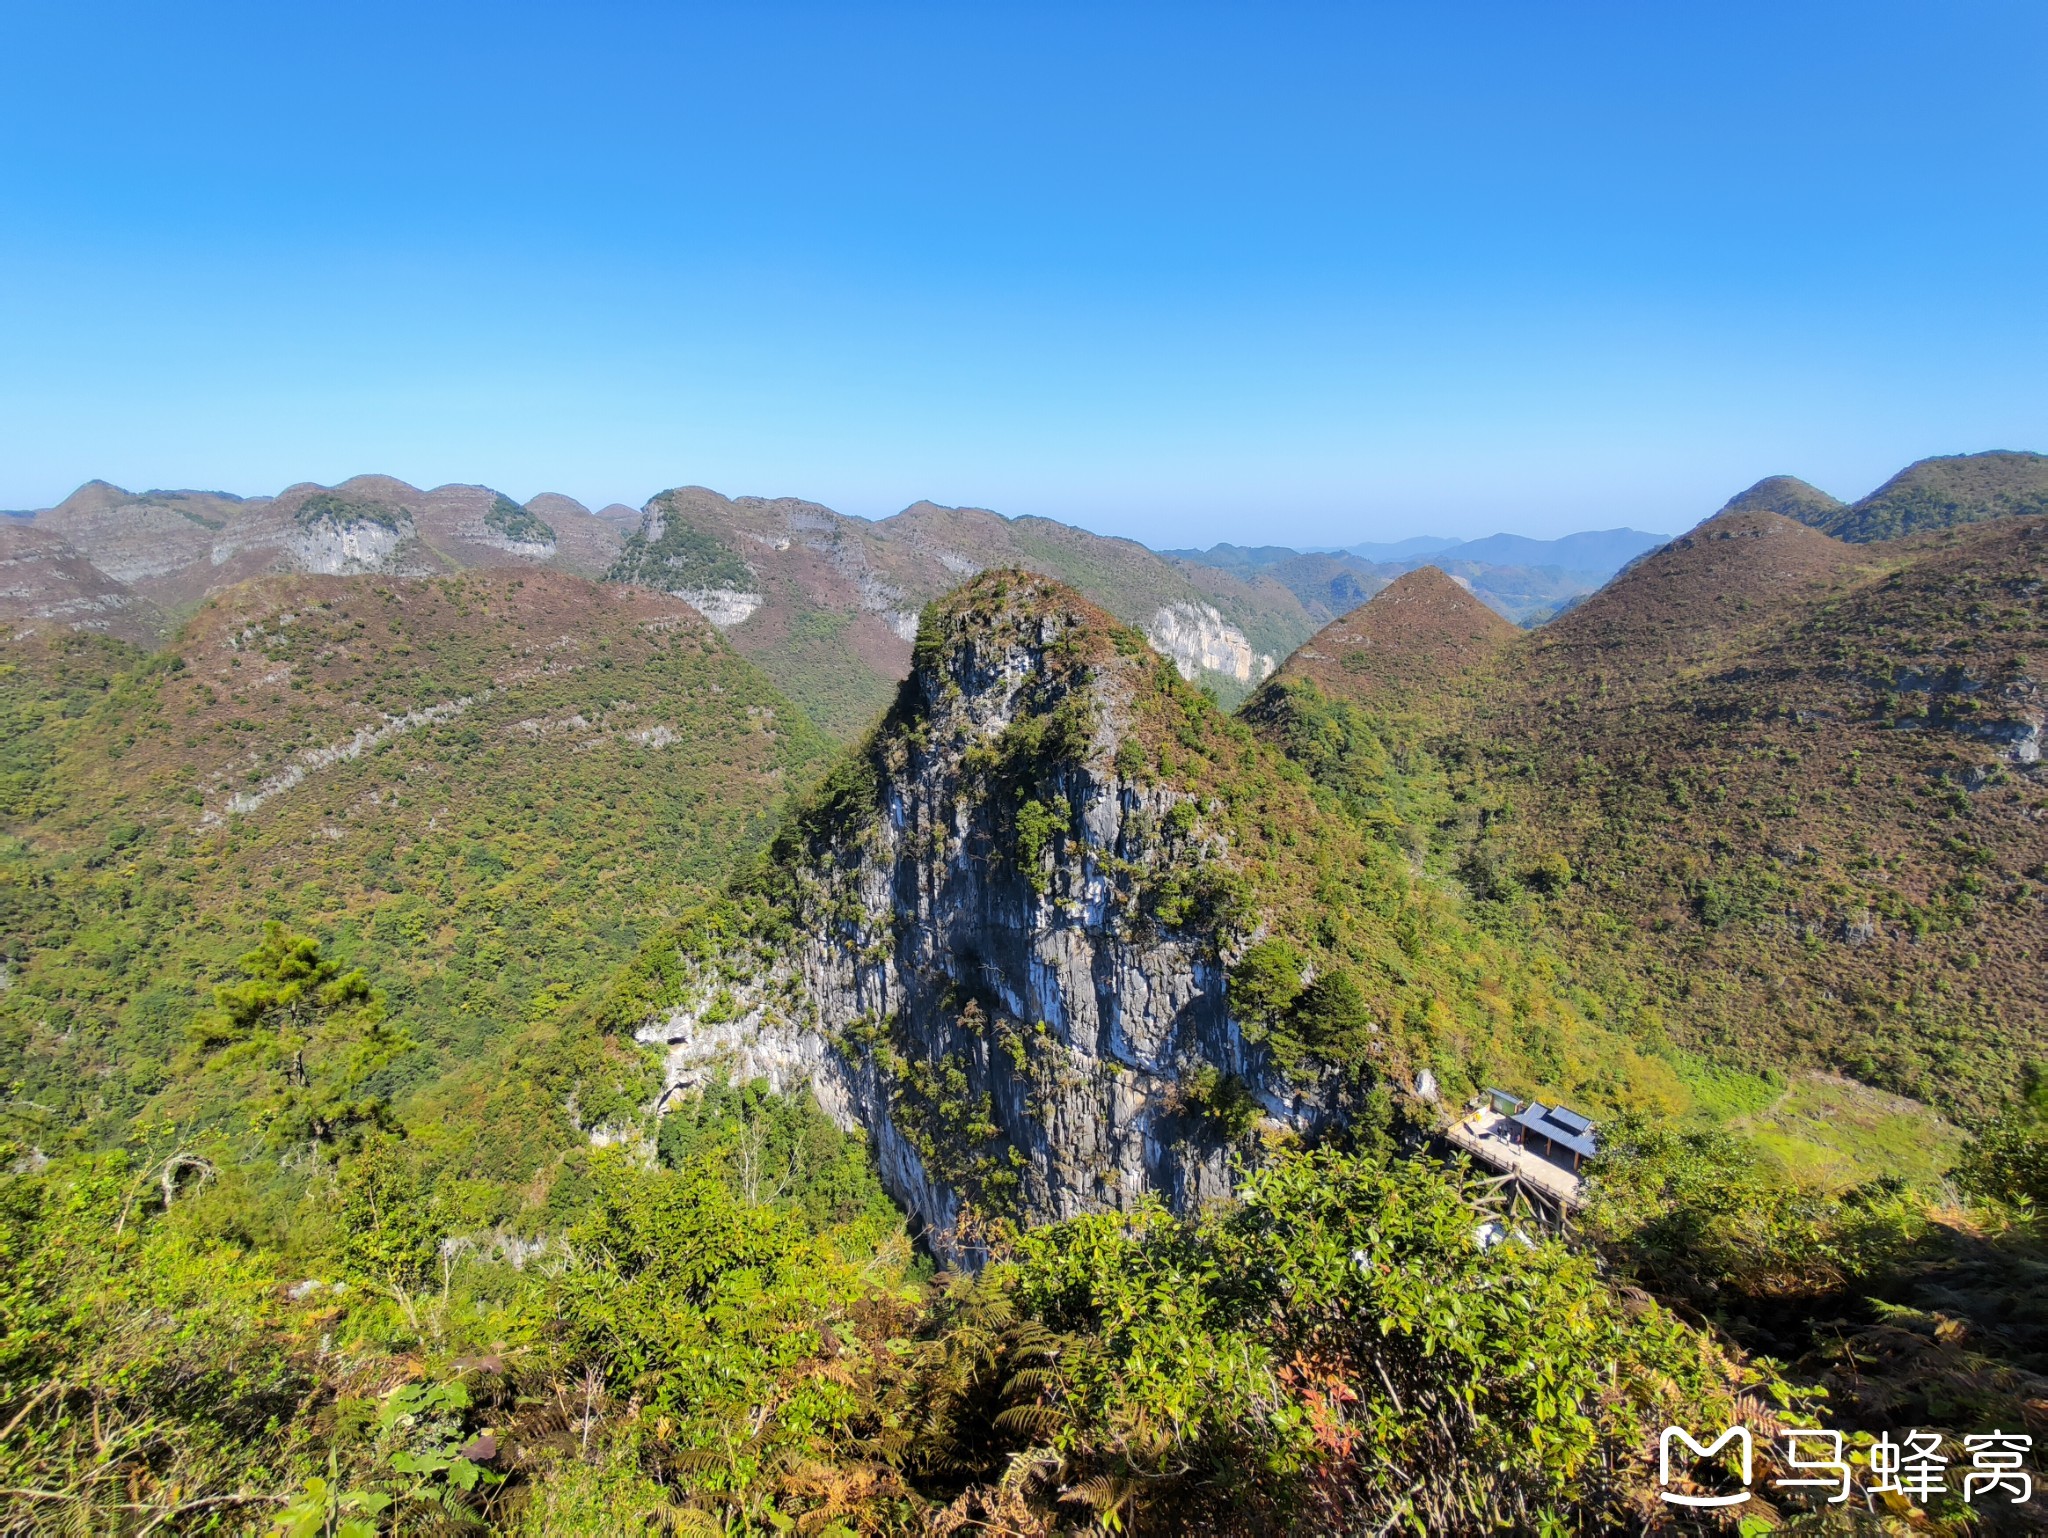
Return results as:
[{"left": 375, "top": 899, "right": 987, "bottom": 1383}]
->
[
  {"left": 1145, "top": 601, "right": 1274, "bottom": 684},
  {"left": 673, "top": 587, "right": 765, "bottom": 628},
  {"left": 640, "top": 573, "right": 1322, "bottom": 1260},
  {"left": 287, "top": 515, "right": 411, "bottom": 575}
]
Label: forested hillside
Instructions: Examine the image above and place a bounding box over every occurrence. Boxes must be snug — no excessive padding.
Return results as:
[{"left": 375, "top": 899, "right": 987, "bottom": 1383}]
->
[
  {"left": 1, "top": 568, "right": 832, "bottom": 1145},
  {"left": 1235, "top": 507, "right": 2048, "bottom": 1530},
  {"left": 629, "top": 570, "right": 1694, "bottom": 1264},
  {"left": 1721, "top": 449, "right": 2048, "bottom": 545},
  {"left": 0, "top": 562, "right": 1785, "bottom": 1535},
  {"left": 1256, "top": 510, "right": 2044, "bottom": 1121}
]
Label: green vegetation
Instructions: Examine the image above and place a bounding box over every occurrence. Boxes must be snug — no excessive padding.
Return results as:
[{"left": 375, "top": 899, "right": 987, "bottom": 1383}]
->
[
  {"left": 1663, "top": 1049, "right": 1783, "bottom": 1121},
  {"left": 606, "top": 490, "right": 755, "bottom": 592},
  {"left": 1583, "top": 1086, "right": 2048, "bottom": 1453},
  {"left": 0, "top": 569, "right": 832, "bottom": 1147},
  {"left": 654, "top": 1072, "right": 903, "bottom": 1233},
  {"left": 0, "top": 932, "right": 911, "bottom": 1532},
  {"left": 1729, "top": 1072, "right": 1970, "bottom": 1193},
  {"left": 483, "top": 494, "right": 554, "bottom": 547},
  {"left": 183, "top": 920, "right": 402, "bottom": 1152},
  {"left": 2, "top": 998, "right": 1761, "bottom": 1534},
  {"left": 1817, "top": 449, "right": 2048, "bottom": 543},
  {"left": 748, "top": 603, "right": 902, "bottom": 741},
  {"left": 747, "top": 575, "right": 1689, "bottom": 1126},
  {"left": 1720, "top": 473, "right": 1847, "bottom": 528},
  {"left": 994, "top": 1144, "right": 1754, "bottom": 1533},
  {"left": 1172, "top": 1063, "right": 1261, "bottom": 1137},
  {"left": 1956, "top": 1064, "right": 2048, "bottom": 1210},
  {"left": 1256, "top": 516, "right": 2047, "bottom": 1122}
]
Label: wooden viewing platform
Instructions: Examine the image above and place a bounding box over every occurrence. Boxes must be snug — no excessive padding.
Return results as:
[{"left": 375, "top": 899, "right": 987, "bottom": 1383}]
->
[{"left": 1443, "top": 1106, "right": 1587, "bottom": 1210}]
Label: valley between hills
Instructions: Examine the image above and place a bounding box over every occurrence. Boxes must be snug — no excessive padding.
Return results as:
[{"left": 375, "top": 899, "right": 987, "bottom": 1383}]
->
[{"left": 1, "top": 451, "right": 2044, "bottom": 1534}]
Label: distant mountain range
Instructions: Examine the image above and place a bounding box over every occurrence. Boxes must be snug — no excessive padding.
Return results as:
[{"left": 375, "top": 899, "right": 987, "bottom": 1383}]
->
[
  {"left": 0, "top": 477, "right": 1321, "bottom": 734},
  {"left": 1411, "top": 528, "right": 1673, "bottom": 571},
  {"left": 4, "top": 449, "right": 2042, "bottom": 737},
  {"left": 596, "top": 486, "right": 1320, "bottom": 733},
  {"left": 1338, "top": 535, "right": 1463, "bottom": 561},
  {"left": 1166, "top": 527, "right": 1672, "bottom": 625}
]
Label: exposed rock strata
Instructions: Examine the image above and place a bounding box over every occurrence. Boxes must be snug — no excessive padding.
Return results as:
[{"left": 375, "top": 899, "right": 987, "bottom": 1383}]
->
[
  {"left": 0, "top": 521, "right": 163, "bottom": 643},
  {"left": 1145, "top": 601, "right": 1272, "bottom": 683}
]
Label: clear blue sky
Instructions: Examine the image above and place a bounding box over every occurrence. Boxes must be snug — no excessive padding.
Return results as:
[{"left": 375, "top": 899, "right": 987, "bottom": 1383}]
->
[{"left": 2, "top": 2, "right": 2043, "bottom": 544}]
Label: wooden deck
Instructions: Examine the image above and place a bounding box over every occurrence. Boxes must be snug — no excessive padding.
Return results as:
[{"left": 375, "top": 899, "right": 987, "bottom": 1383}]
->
[{"left": 1444, "top": 1108, "right": 1585, "bottom": 1209}]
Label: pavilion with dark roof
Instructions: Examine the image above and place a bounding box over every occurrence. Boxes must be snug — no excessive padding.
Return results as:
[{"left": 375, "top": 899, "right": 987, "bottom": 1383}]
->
[{"left": 1508, "top": 1101, "right": 1598, "bottom": 1172}]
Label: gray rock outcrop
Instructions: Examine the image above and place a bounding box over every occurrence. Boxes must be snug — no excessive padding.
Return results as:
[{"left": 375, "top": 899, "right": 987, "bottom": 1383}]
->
[{"left": 638, "top": 576, "right": 1322, "bottom": 1262}]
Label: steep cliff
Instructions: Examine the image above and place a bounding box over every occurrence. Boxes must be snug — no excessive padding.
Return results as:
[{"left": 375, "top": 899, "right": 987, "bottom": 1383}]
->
[
  {"left": 634, "top": 575, "right": 1272, "bottom": 1256},
  {"left": 635, "top": 571, "right": 1676, "bottom": 1258}
]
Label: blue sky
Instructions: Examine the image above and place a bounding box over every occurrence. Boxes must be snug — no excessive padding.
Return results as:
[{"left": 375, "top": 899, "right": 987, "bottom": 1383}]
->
[{"left": 2, "top": 2, "right": 2043, "bottom": 544}]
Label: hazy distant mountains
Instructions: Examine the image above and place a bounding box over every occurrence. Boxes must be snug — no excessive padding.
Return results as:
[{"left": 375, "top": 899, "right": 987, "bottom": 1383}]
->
[{"left": 1167, "top": 527, "right": 1672, "bottom": 625}]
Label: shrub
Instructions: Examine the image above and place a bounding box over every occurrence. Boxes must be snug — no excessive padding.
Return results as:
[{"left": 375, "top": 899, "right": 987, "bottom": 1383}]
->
[
  {"left": 1177, "top": 1064, "right": 1262, "bottom": 1138},
  {"left": 1227, "top": 938, "right": 1304, "bottom": 1034}
]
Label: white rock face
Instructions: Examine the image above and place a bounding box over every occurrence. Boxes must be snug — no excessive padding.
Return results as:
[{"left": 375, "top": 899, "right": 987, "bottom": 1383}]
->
[
  {"left": 289, "top": 519, "right": 407, "bottom": 575},
  {"left": 202, "top": 695, "right": 481, "bottom": 825},
  {"left": 671, "top": 587, "right": 763, "bottom": 628},
  {"left": 1966, "top": 714, "right": 2042, "bottom": 764},
  {"left": 479, "top": 534, "right": 557, "bottom": 559},
  {"left": 888, "top": 610, "right": 922, "bottom": 643},
  {"left": 1145, "top": 603, "right": 1265, "bottom": 682}
]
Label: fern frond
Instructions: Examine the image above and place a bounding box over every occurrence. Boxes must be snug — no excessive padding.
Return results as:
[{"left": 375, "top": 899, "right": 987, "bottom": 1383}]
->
[
  {"left": 1060, "top": 1474, "right": 1142, "bottom": 1516},
  {"left": 666, "top": 1447, "right": 728, "bottom": 1475},
  {"left": 993, "top": 1403, "right": 1068, "bottom": 1439},
  {"left": 1002, "top": 1366, "right": 1057, "bottom": 1395}
]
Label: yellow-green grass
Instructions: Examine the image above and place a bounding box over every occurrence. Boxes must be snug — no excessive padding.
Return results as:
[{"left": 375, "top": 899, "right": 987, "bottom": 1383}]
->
[
  {"left": 1733, "top": 1071, "right": 1966, "bottom": 1193},
  {"left": 1665, "top": 1050, "right": 1966, "bottom": 1192}
]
